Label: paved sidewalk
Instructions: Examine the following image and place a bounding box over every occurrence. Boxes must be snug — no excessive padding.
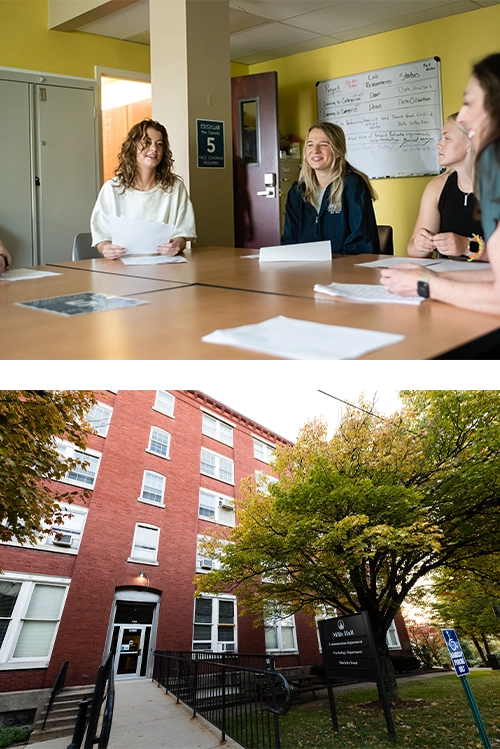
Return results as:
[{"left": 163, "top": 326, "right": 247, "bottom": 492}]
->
[
  {"left": 26, "top": 678, "right": 240, "bottom": 749},
  {"left": 26, "top": 669, "right": 454, "bottom": 749}
]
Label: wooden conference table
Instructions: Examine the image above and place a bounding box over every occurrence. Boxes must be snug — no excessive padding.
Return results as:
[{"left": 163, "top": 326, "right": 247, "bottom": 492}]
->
[{"left": 2, "top": 246, "right": 500, "bottom": 359}]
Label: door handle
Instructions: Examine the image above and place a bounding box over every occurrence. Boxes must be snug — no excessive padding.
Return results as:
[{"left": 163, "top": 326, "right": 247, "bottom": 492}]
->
[{"left": 257, "top": 172, "right": 276, "bottom": 198}]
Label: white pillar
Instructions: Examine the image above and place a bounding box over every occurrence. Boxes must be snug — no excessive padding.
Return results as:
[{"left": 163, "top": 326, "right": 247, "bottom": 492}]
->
[{"left": 150, "top": 0, "right": 234, "bottom": 246}]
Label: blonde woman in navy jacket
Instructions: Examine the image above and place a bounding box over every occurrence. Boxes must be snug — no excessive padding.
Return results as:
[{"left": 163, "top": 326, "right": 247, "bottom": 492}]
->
[{"left": 281, "top": 122, "right": 379, "bottom": 255}]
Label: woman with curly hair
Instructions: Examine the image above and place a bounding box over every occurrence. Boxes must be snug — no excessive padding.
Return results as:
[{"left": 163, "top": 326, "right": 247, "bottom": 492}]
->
[
  {"left": 281, "top": 121, "right": 379, "bottom": 254},
  {"left": 91, "top": 119, "right": 196, "bottom": 259}
]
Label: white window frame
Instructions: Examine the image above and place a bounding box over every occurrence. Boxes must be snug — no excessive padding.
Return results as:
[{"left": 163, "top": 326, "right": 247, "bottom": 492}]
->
[
  {"left": 264, "top": 613, "right": 298, "bottom": 654},
  {"left": 128, "top": 523, "right": 160, "bottom": 565},
  {"left": 386, "top": 620, "right": 401, "bottom": 650},
  {"left": 2, "top": 503, "right": 88, "bottom": 555},
  {"left": 198, "top": 488, "right": 235, "bottom": 526},
  {"left": 196, "top": 535, "right": 230, "bottom": 573},
  {"left": 147, "top": 426, "right": 171, "bottom": 459},
  {"left": 0, "top": 572, "right": 70, "bottom": 670},
  {"left": 200, "top": 448, "right": 234, "bottom": 485},
  {"left": 153, "top": 390, "right": 175, "bottom": 418},
  {"left": 86, "top": 402, "right": 113, "bottom": 437},
  {"left": 202, "top": 412, "right": 234, "bottom": 447},
  {"left": 56, "top": 440, "right": 101, "bottom": 489},
  {"left": 192, "top": 594, "right": 237, "bottom": 652},
  {"left": 138, "top": 471, "right": 166, "bottom": 507},
  {"left": 253, "top": 438, "right": 275, "bottom": 464},
  {"left": 255, "top": 470, "right": 279, "bottom": 494}
]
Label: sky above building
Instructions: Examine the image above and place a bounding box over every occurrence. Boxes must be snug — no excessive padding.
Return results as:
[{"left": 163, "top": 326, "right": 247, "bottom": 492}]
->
[{"left": 203, "top": 385, "right": 401, "bottom": 442}]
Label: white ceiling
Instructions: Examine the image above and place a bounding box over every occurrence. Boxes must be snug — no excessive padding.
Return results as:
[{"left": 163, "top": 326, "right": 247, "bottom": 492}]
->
[{"left": 76, "top": 0, "right": 500, "bottom": 65}]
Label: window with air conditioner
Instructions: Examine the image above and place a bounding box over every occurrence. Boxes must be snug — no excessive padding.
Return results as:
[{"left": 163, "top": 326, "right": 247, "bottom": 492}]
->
[
  {"left": 198, "top": 488, "right": 235, "bottom": 527},
  {"left": 1, "top": 503, "right": 88, "bottom": 554},
  {"left": 196, "top": 535, "right": 225, "bottom": 573},
  {"left": 192, "top": 596, "right": 236, "bottom": 652}
]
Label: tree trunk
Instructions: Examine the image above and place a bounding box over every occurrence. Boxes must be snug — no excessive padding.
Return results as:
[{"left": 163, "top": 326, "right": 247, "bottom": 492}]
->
[
  {"left": 375, "top": 638, "right": 399, "bottom": 703},
  {"left": 470, "top": 634, "right": 488, "bottom": 666},
  {"left": 481, "top": 632, "right": 491, "bottom": 655}
]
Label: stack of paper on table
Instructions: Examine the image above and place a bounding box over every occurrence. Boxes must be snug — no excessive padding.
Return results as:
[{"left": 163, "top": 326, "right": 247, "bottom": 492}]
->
[
  {"left": 259, "top": 241, "right": 331, "bottom": 262},
  {"left": 0, "top": 268, "right": 61, "bottom": 281},
  {"left": 314, "top": 282, "right": 424, "bottom": 304},
  {"left": 202, "top": 315, "right": 404, "bottom": 359},
  {"left": 357, "top": 256, "right": 491, "bottom": 272}
]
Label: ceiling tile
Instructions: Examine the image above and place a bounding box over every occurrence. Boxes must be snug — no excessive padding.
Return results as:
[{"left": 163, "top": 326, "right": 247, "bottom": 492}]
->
[
  {"left": 232, "top": 33, "right": 343, "bottom": 64},
  {"left": 229, "top": 8, "right": 270, "bottom": 32},
  {"left": 231, "top": 21, "right": 320, "bottom": 58},
  {"left": 229, "top": 0, "right": 342, "bottom": 23}
]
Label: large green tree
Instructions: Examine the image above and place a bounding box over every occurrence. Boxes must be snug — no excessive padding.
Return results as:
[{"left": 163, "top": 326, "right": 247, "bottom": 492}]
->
[
  {"left": 0, "top": 390, "right": 96, "bottom": 545},
  {"left": 197, "top": 391, "right": 500, "bottom": 702}
]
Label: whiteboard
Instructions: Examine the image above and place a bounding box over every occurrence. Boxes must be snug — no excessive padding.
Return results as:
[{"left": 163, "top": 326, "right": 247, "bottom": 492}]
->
[{"left": 316, "top": 57, "right": 443, "bottom": 179}]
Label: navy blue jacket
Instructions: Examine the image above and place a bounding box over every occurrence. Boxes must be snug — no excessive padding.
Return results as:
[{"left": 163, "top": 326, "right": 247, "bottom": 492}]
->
[{"left": 281, "top": 171, "right": 379, "bottom": 255}]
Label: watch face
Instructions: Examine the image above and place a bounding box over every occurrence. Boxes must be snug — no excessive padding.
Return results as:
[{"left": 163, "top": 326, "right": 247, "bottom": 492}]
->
[{"left": 417, "top": 280, "right": 430, "bottom": 298}]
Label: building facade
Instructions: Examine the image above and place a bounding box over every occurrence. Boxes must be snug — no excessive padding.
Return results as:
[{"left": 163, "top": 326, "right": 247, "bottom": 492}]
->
[{"left": 0, "top": 390, "right": 411, "bottom": 707}]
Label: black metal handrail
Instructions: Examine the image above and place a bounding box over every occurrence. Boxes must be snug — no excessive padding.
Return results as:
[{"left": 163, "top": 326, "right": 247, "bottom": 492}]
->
[
  {"left": 83, "top": 654, "right": 115, "bottom": 749},
  {"left": 153, "top": 651, "right": 291, "bottom": 749},
  {"left": 42, "top": 660, "right": 69, "bottom": 730}
]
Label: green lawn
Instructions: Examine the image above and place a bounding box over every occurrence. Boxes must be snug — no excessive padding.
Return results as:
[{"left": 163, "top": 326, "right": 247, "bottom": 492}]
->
[{"left": 280, "top": 671, "right": 500, "bottom": 749}]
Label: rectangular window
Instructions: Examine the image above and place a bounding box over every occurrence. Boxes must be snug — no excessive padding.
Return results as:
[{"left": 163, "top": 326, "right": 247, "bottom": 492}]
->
[
  {"left": 148, "top": 427, "right": 170, "bottom": 458},
  {"left": 192, "top": 596, "right": 236, "bottom": 652},
  {"left": 154, "top": 391, "right": 175, "bottom": 418},
  {"left": 196, "top": 535, "right": 228, "bottom": 573},
  {"left": 131, "top": 524, "right": 160, "bottom": 562},
  {"left": 200, "top": 449, "right": 234, "bottom": 485},
  {"left": 44, "top": 505, "right": 87, "bottom": 551},
  {"left": 140, "top": 471, "right": 165, "bottom": 505},
  {"left": 198, "top": 489, "right": 235, "bottom": 526},
  {"left": 255, "top": 470, "right": 279, "bottom": 494},
  {"left": 253, "top": 439, "right": 274, "bottom": 464},
  {"left": 86, "top": 403, "right": 113, "bottom": 437},
  {"left": 202, "top": 414, "right": 233, "bottom": 447},
  {"left": 265, "top": 614, "right": 297, "bottom": 653},
  {"left": 65, "top": 449, "right": 100, "bottom": 488},
  {"left": 0, "top": 575, "right": 69, "bottom": 668}
]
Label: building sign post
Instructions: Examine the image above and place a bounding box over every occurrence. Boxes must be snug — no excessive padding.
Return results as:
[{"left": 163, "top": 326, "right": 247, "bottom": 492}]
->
[
  {"left": 318, "top": 611, "right": 396, "bottom": 742},
  {"left": 442, "top": 629, "right": 492, "bottom": 749}
]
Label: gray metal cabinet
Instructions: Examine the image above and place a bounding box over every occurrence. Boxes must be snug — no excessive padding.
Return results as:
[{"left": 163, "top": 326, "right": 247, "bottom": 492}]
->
[{"left": 0, "top": 69, "right": 99, "bottom": 268}]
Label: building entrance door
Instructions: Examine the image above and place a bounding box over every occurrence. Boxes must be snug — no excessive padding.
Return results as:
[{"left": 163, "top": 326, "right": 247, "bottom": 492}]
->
[{"left": 109, "top": 599, "right": 156, "bottom": 680}]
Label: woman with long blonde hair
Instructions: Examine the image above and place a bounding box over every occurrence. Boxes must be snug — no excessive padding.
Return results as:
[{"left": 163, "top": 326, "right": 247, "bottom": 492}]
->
[
  {"left": 407, "top": 113, "right": 485, "bottom": 260},
  {"left": 281, "top": 121, "right": 379, "bottom": 254}
]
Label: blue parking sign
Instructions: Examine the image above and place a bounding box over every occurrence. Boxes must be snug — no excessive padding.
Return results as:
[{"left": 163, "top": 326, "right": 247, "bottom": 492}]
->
[
  {"left": 442, "top": 629, "right": 470, "bottom": 676},
  {"left": 197, "top": 119, "right": 225, "bottom": 168}
]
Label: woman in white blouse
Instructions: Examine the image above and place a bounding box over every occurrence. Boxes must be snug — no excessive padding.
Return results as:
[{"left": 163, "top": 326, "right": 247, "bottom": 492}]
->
[{"left": 91, "top": 119, "right": 196, "bottom": 259}]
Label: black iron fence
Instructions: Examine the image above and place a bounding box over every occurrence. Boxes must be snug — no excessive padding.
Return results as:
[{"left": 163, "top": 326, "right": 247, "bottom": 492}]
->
[
  {"left": 83, "top": 653, "right": 115, "bottom": 749},
  {"left": 153, "top": 651, "right": 291, "bottom": 749},
  {"left": 42, "top": 660, "right": 69, "bottom": 730}
]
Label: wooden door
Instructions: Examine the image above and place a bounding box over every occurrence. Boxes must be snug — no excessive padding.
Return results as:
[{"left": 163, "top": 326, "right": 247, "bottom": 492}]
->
[{"left": 232, "top": 72, "right": 280, "bottom": 249}]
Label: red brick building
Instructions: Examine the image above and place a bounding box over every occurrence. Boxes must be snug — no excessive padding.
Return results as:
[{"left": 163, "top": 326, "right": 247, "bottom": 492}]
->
[{"left": 0, "top": 390, "right": 411, "bottom": 710}]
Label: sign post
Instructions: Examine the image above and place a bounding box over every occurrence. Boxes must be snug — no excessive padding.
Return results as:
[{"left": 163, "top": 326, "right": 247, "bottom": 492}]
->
[
  {"left": 441, "top": 629, "right": 492, "bottom": 749},
  {"left": 318, "top": 612, "right": 396, "bottom": 742}
]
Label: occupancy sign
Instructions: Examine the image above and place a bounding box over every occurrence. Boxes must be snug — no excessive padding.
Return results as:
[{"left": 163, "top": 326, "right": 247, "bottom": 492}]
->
[
  {"left": 442, "top": 629, "right": 470, "bottom": 676},
  {"left": 197, "top": 119, "right": 225, "bottom": 168}
]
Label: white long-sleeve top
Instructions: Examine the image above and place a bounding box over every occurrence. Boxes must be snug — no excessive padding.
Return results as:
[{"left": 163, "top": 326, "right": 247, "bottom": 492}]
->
[{"left": 90, "top": 177, "right": 197, "bottom": 247}]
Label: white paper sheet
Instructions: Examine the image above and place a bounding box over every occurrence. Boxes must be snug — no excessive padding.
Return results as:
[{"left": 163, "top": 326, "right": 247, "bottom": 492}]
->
[
  {"left": 0, "top": 268, "right": 62, "bottom": 282},
  {"left": 356, "top": 257, "right": 440, "bottom": 268},
  {"left": 202, "top": 315, "right": 404, "bottom": 359},
  {"left": 259, "top": 241, "right": 332, "bottom": 262},
  {"left": 314, "top": 281, "right": 424, "bottom": 304},
  {"left": 429, "top": 259, "right": 492, "bottom": 272},
  {"left": 120, "top": 254, "right": 188, "bottom": 266},
  {"left": 110, "top": 215, "right": 175, "bottom": 255}
]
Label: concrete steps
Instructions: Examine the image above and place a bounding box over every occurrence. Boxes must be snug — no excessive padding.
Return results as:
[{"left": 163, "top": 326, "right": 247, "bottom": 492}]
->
[{"left": 29, "top": 686, "right": 94, "bottom": 744}]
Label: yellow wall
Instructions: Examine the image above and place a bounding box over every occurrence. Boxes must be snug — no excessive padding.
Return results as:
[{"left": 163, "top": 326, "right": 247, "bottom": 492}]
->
[
  {"left": 248, "top": 5, "right": 500, "bottom": 254},
  {"left": 0, "top": 0, "right": 150, "bottom": 78}
]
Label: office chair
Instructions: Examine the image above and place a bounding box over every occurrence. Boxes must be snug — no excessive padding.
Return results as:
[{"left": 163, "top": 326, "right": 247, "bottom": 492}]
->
[
  {"left": 377, "top": 225, "right": 394, "bottom": 255},
  {"left": 72, "top": 233, "right": 101, "bottom": 260}
]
